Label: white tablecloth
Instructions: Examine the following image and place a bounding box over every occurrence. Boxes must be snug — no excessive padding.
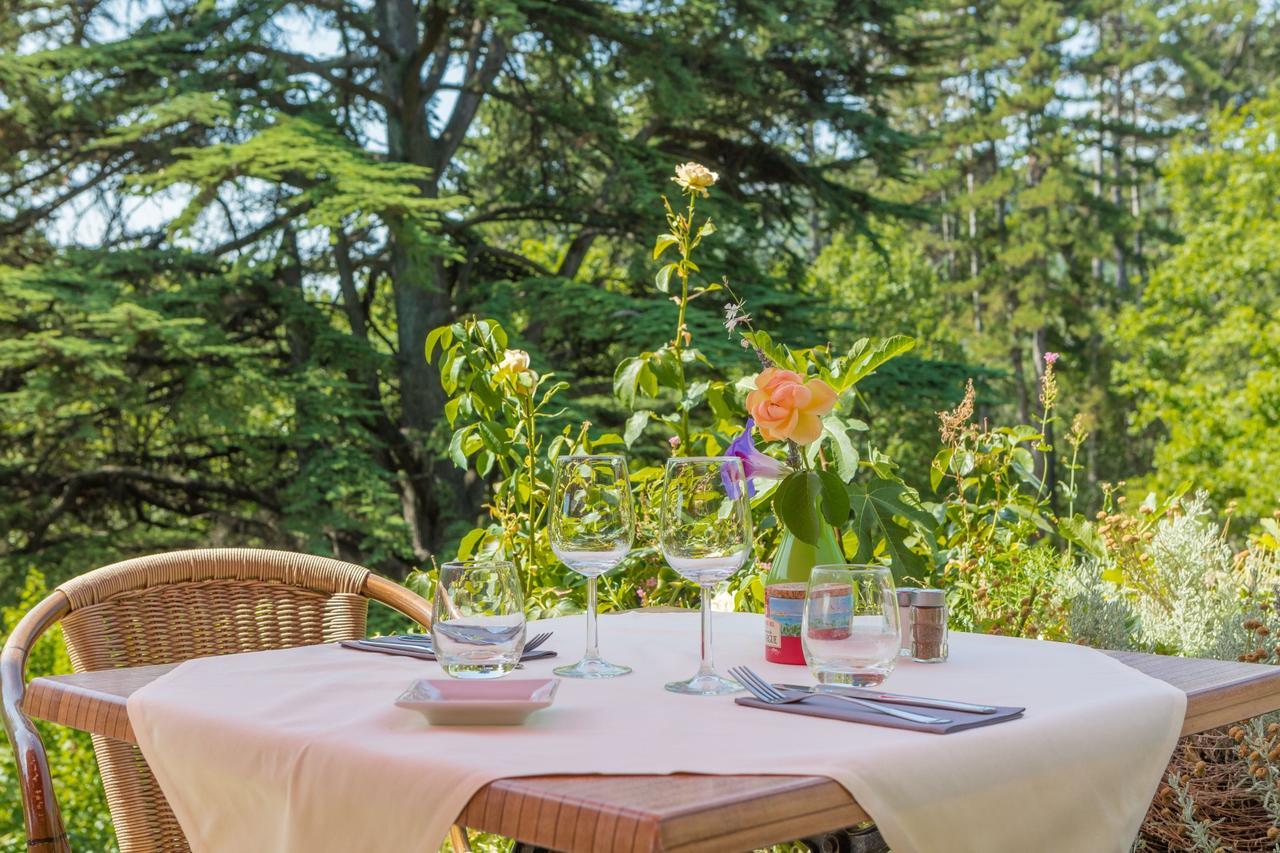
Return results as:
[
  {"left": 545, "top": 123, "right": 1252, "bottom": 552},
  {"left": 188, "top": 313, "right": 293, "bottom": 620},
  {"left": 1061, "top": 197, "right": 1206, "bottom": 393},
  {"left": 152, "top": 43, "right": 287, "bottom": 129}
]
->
[{"left": 127, "top": 611, "right": 1185, "bottom": 852}]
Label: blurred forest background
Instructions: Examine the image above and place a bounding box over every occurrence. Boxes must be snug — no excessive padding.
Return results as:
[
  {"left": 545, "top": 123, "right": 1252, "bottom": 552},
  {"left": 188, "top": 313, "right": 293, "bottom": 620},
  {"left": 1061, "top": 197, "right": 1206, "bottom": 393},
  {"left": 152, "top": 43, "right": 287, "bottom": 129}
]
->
[{"left": 3, "top": 0, "right": 1279, "bottom": 594}]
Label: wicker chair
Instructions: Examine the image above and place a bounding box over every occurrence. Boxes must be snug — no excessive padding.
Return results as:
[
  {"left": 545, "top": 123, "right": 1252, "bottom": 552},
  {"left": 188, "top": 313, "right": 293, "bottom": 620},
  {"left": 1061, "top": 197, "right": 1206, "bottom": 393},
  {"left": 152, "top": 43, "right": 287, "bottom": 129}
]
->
[{"left": 0, "top": 548, "right": 449, "bottom": 853}]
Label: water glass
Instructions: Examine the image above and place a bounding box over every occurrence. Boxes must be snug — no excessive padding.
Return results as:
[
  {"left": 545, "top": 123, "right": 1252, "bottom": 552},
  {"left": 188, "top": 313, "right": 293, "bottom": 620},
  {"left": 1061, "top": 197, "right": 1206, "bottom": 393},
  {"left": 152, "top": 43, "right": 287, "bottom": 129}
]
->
[
  {"left": 660, "top": 456, "right": 753, "bottom": 695},
  {"left": 549, "top": 454, "right": 635, "bottom": 678},
  {"left": 801, "top": 565, "right": 899, "bottom": 687},
  {"left": 432, "top": 560, "right": 526, "bottom": 679}
]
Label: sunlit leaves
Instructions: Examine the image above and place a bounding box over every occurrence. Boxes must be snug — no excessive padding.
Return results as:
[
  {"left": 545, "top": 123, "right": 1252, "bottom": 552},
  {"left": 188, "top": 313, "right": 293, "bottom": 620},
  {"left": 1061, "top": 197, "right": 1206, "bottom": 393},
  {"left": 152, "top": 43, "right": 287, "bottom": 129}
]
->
[
  {"left": 771, "top": 469, "right": 851, "bottom": 545},
  {"left": 846, "top": 479, "right": 934, "bottom": 580}
]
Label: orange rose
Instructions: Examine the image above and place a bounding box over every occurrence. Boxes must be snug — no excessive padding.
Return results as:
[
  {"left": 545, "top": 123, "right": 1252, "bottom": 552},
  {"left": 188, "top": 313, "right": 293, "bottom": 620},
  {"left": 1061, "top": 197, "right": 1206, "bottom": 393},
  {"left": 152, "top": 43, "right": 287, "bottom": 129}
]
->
[{"left": 745, "top": 368, "right": 837, "bottom": 445}]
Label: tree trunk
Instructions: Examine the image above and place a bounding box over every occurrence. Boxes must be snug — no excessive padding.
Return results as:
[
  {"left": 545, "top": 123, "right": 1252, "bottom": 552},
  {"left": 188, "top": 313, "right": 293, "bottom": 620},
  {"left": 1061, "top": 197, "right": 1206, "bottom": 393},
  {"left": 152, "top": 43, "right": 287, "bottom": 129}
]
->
[
  {"left": 1111, "top": 69, "right": 1129, "bottom": 298},
  {"left": 374, "top": 0, "right": 459, "bottom": 562}
]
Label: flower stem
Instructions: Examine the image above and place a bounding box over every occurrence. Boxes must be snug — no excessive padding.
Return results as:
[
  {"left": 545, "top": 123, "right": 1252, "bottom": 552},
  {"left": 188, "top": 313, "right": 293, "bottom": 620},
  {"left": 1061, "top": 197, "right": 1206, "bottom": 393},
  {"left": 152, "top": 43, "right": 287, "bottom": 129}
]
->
[
  {"left": 670, "top": 190, "right": 699, "bottom": 448},
  {"left": 522, "top": 393, "right": 537, "bottom": 594}
]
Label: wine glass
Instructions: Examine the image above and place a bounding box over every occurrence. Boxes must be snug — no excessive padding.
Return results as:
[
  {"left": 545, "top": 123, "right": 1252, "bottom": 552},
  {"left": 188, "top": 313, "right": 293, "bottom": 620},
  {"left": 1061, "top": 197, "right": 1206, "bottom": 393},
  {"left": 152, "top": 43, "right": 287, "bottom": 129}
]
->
[
  {"left": 549, "top": 454, "right": 635, "bottom": 678},
  {"left": 431, "top": 560, "right": 526, "bottom": 679},
  {"left": 659, "top": 456, "right": 752, "bottom": 695},
  {"left": 801, "top": 565, "right": 899, "bottom": 687}
]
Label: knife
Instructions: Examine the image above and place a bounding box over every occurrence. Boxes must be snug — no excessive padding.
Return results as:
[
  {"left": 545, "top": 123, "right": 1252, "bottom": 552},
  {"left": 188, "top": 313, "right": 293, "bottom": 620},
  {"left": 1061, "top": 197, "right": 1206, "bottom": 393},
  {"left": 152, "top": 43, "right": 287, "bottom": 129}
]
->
[{"left": 776, "top": 684, "right": 998, "bottom": 715}]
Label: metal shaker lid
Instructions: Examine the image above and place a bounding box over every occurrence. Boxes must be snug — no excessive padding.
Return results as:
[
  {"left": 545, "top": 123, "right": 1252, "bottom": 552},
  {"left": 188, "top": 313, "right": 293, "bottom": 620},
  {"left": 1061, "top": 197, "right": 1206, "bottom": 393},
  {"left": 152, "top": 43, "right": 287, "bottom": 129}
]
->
[
  {"left": 895, "top": 587, "right": 918, "bottom": 606},
  {"left": 911, "top": 588, "right": 946, "bottom": 607}
]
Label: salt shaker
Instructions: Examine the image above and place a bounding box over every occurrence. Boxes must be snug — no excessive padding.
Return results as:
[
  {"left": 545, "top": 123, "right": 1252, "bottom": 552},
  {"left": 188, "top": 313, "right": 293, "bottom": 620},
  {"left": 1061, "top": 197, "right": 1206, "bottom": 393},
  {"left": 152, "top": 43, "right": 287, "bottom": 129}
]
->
[
  {"left": 910, "top": 588, "right": 948, "bottom": 663},
  {"left": 895, "top": 587, "right": 917, "bottom": 657}
]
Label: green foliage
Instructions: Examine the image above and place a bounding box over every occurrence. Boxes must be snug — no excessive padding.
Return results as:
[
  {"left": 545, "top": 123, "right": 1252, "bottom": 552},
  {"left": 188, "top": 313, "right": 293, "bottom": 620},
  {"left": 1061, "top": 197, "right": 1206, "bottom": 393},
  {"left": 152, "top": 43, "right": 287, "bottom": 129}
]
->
[
  {"left": 2, "top": 0, "right": 1279, "bottom": 846},
  {"left": 0, "top": 249, "right": 412, "bottom": 592},
  {"left": 131, "top": 114, "right": 462, "bottom": 235},
  {"left": 1115, "top": 91, "right": 1280, "bottom": 527},
  {"left": 845, "top": 479, "right": 935, "bottom": 581},
  {"left": 431, "top": 169, "right": 936, "bottom": 618},
  {"left": 929, "top": 382, "right": 1070, "bottom": 637}
]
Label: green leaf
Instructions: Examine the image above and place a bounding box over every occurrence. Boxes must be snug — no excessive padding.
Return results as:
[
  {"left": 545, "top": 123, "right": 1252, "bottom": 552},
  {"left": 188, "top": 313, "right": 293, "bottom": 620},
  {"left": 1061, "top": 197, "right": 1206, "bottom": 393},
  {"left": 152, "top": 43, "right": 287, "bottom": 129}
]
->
[
  {"left": 624, "top": 411, "right": 649, "bottom": 448},
  {"left": 457, "top": 527, "right": 488, "bottom": 560},
  {"left": 773, "top": 471, "right": 823, "bottom": 545},
  {"left": 1059, "top": 515, "right": 1106, "bottom": 560},
  {"left": 930, "top": 447, "right": 954, "bottom": 493},
  {"left": 613, "top": 357, "right": 644, "bottom": 406},
  {"left": 822, "top": 420, "right": 860, "bottom": 482},
  {"left": 653, "top": 234, "right": 679, "bottom": 259},
  {"left": 1003, "top": 502, "right": 1054, "bottom": 534},
  {"left": 680, "top": 380, "right": 709, "bottom": 412},
  {"left": 444, "top": 395, "right": 462, "bottom": 426},
  {"left": 447, "top": 425, "right": 474, "bottom": 469},
  {"left": 638, "top": 362, "right": 658, "bottom": 398},
  {"left": 816, "top": 469, "right": 850, "bottom": 527},
  {"left": 404, "top": 570, "right": 434, "bottom": 602},
  {"left": 655, "top": 262, "right": 678, "bottom": 293},
  {"left": 832, "top": 335, "right": 915, "bottom": 392},
  {"left": 424, "top": 325, "right": 453, "bottom": 363},
  {"left": 1010, "top": 447, "right": 1041, "bottom": 488},
  {"left": 846, "top": 478, "right": 935, "bottom": 580}
]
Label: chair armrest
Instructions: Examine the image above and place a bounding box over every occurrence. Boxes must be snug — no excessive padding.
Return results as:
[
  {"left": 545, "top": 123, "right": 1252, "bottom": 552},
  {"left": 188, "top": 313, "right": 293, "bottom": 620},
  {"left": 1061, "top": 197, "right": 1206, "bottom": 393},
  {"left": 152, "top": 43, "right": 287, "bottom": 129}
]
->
[{"left": 1, "top": 592, "right": 72, "bottom": 852}]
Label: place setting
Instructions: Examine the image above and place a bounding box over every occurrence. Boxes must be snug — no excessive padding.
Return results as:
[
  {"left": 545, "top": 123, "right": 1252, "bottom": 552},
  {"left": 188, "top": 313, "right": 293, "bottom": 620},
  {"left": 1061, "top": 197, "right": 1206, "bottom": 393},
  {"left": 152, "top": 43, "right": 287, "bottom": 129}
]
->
[{"left": 363, "top": 451, "right": 1018, "bottom": 737}]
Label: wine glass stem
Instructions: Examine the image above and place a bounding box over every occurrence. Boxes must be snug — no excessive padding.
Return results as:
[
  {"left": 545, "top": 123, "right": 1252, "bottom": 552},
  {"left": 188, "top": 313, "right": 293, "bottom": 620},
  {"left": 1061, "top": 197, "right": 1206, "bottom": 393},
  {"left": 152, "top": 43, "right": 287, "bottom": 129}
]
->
[
  {"left": 585, "top": 575, "right": 600, "bottom": 661},
  {"left": 698, "top": 583, "right": 715, "bottom": 676}
]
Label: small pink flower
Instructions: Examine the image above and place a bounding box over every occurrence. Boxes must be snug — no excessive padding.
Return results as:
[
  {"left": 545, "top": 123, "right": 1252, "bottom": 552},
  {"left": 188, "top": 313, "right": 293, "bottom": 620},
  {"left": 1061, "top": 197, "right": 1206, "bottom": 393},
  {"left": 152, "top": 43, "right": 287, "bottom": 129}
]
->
[
  {"left": 668, "top": 435, "right": 681, "bottom": 449},
  {"left": 1043, "top": 352, "right": 1060, "bottom": 365}
]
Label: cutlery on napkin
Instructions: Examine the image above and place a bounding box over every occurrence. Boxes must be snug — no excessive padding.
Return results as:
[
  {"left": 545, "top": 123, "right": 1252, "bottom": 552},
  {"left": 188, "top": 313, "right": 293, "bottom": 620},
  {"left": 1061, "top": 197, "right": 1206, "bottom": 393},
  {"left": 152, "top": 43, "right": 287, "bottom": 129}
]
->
[
  {"left": 340, "top": 631, "right": 555, "bottom": 662},
  {"left": 732, "top": 667, "right": 1023, "bottom": 734},
  {"left": 775, "top": 683, "right": 998, "bottom": 714}
]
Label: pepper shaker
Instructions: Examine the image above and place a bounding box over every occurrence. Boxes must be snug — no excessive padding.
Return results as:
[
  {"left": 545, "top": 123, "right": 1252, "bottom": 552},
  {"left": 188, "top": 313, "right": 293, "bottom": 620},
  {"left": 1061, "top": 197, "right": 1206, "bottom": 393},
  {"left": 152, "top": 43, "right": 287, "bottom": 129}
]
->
[
  {"left": 895, "top": 587, "right": 917, "bottom": 657},
  {"left": 910, "top": 588, "right": 948, "bottom": 663}
]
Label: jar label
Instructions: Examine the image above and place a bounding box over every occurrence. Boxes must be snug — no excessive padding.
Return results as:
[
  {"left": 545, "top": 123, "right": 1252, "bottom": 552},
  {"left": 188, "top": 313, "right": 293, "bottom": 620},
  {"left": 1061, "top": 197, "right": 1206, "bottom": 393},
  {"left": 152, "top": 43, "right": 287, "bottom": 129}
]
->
[
  {"left": 764, "top": 618, "right": 782, "bottom": 649},
  {"left": 764, "top": 583, "right": 807, "bottom": 665},
  {"left": 765, "top": 584, "right": 805, "bottom": 635}
]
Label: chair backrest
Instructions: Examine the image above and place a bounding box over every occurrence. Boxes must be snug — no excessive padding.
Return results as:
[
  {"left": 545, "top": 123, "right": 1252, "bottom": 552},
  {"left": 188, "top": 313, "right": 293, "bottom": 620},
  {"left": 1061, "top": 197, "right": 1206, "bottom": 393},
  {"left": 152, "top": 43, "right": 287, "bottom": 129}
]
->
[{"left": 8, "top": 548, "right": 431, "bottom": 853}]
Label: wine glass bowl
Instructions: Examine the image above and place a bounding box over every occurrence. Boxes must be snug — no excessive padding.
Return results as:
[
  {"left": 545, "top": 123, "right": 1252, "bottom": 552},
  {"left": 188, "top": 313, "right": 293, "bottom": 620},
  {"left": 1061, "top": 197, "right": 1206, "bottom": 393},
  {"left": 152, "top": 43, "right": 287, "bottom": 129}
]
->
[
  {"left": 660, "top": 456, "right": 752, "bottom": 695},
  {"left": 549, "top": 454, "right": 635, "bottom": 679}
]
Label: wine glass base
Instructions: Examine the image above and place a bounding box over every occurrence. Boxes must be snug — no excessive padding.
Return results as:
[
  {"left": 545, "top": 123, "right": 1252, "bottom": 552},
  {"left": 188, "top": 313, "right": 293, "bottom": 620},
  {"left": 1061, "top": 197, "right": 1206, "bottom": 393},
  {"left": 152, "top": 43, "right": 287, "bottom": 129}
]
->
[
  {"left": 553, "top": 657, "right": 632, "bottom": 679},
  {"left": 664, "top": 671, "right": 742, "bottom": 696}
]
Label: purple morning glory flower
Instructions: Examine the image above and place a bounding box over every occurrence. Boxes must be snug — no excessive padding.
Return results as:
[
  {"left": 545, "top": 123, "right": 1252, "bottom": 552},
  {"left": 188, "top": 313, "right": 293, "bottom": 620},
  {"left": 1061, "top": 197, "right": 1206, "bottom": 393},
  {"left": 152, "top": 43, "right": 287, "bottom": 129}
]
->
[{"left": 724, "top": 418, "right": 792, "bottom": 497}]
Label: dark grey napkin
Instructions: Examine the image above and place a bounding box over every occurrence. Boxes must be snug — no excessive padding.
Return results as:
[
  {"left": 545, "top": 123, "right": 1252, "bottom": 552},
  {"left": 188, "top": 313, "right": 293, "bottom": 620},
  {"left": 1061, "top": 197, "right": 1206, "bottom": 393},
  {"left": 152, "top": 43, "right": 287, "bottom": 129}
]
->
[
  {"left": 339, "top": 639, "right": 557, "bottom": 663},
  {"left": 735, "top": 689, "right": 1023, "bottom": 734}
]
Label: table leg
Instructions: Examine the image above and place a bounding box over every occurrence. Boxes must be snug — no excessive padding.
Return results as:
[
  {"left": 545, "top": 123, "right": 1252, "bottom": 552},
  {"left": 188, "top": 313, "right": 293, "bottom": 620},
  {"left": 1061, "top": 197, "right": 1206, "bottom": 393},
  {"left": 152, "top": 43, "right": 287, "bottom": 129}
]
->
[{"left": 802, "top": 824, "right": 888, "bottom": 853}]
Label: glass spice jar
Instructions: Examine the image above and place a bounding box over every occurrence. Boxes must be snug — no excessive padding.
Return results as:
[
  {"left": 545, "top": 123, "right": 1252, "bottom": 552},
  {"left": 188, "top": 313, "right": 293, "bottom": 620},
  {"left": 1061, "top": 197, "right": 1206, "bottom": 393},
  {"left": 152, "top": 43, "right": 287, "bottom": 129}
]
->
[
  {"left": 895, "top": 587, "right": 917, "bottom": 657},
  {"left": 910, "top": 589, "right": 948, "bottom": 663}
]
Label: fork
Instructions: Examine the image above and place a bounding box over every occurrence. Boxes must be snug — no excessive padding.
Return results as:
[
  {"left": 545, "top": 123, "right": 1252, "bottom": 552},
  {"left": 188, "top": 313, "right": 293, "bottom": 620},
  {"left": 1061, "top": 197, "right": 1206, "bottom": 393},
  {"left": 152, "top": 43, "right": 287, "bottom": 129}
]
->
[{"left": 728, "top": 666, "right": 951, "bottom": 725}]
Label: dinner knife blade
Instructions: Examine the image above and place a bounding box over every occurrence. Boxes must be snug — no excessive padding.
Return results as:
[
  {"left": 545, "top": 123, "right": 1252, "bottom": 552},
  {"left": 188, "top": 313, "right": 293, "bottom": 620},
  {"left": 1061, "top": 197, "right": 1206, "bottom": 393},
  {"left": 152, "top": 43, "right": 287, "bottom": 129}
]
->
[{"left": 776, "top": 684, "right": 998, "bottom": 714}]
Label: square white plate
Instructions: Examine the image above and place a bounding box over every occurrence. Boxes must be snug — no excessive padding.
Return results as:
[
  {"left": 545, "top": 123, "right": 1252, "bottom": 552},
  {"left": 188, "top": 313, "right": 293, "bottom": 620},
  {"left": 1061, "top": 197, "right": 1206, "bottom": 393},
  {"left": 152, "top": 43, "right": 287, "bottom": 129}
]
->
[{"left": 395, "top": 678, "right": 559, "bottom": 726}]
